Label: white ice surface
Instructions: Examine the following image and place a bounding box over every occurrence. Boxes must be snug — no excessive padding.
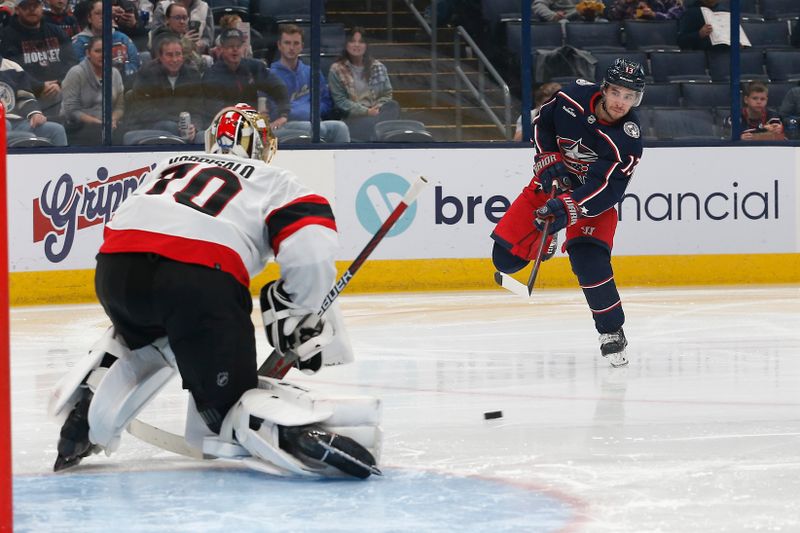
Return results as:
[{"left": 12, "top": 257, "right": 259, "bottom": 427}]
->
[{"left": 10, "top": 286, "right": 800, "bottom": 532}]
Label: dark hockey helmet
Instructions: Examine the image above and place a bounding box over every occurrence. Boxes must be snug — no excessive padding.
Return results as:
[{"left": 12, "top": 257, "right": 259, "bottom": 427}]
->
[
  {"left": 205, "top": 103, "right": 278, "bottom": 163},
  {"left": 603, "top": 58, "right": 646, "bottom": 106}
]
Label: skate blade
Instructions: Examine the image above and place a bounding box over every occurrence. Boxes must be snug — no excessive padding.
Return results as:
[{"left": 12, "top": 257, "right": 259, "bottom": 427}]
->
[
  {"left": 53, "top": 454, "right": 83, "bottom": 472},
  {"left": 604, "top": 351, "right": 629, "bottom": 367}
]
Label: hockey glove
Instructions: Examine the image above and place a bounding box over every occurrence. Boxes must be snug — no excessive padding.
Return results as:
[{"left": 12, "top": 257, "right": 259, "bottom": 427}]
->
[
  {"left": 533, "top": 152, "right": 572, "bottom": 194},
  {"left": 260, "top": 280, "right": 334, "bottom": 361},
  {"left": 534, "top": 194, "right": 580, "bottom": 234}
]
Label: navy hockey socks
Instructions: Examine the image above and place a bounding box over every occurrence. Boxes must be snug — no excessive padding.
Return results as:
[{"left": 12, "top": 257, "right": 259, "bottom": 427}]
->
[{"left": 568, "top": 243, "right": 624, "bottom": 333}]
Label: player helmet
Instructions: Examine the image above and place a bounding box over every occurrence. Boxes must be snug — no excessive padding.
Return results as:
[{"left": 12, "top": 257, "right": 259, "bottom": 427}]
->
[
  {"left": 603, "top": 58, "right": 646, "bottom": 106},
  {"left": 205, "top": 103, "right": 278, "bottom": 163}
]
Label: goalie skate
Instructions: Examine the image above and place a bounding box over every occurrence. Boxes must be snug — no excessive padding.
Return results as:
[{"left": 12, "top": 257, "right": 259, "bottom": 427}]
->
[
  {"left": 600, "top": 328, "right": 628, "bottom": 367},
  {"left": 54, "top": 387, "right": 101, "bottom": 472},
  {"left": 280, "top": 425, "right": 382, "bottom": 479}
]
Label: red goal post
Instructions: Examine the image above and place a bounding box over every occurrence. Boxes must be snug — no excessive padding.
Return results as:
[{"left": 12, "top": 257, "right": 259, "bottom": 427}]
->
[{"left": 0, "top": 101, "right": 12, "bottom": 531}]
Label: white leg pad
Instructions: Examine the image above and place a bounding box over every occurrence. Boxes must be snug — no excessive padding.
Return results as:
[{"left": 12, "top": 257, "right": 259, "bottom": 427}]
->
[
  {"left": 48, "top": 326, "right": 131, "bottom": 421},
  {"left": 204, "top": 377, "right": 382, "bottom": 477},
  {"left": 87, "top": 337, "right": 178, "bottom": 453},
  {"left": 208, "top": 388, "right": 324, "bottom": 477}
]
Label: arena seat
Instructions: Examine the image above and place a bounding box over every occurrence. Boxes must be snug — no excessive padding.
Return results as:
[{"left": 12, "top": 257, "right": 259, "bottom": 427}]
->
[
  {"left": 623, "top": 20, "right": 680, "bottom": 52},
  {"left": 707, "top": 49, "right": 767, "bottom": 82},
  {"left": 640, "top": 83, "right": 681, "bottom": 107},
  {"left": 681, "top": 83, "right": 732, "bottom": 108},
  {"left": 565, "top": 22, "right": 624, "bottom": 52},
  {"left": 374, "top": 120, "right": 435, "bottom": 142},
  {"left": 650, "top": 51, "right": 710, "bottom": 83},
  {"left": 741, "top": 20, "right": 792, "bottom": 50},
  {"left": 650, "top": 107, "right": 720, "bottom": 140}
]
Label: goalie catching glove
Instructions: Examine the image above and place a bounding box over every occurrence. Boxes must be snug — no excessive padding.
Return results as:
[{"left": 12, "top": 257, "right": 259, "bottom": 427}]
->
[
  {"left": 533, "top": 152, "right": 572, "bottom": 194},
  {"left": 261, "top": 280, "right": 334, "bottom": 361},
  {"left": 535, "top": 194, "right": 580, "bottom": 234}
]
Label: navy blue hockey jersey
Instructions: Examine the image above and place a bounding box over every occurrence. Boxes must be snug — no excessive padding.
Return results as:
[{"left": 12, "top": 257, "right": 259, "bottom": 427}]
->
[{"left": 533, "top": 79, "right": 643, "bottom": 218}]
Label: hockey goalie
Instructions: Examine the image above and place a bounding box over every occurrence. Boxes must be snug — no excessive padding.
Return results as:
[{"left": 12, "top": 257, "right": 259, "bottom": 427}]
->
[{"left": 47, "top": 104, "right": 381, "bottom": 479}]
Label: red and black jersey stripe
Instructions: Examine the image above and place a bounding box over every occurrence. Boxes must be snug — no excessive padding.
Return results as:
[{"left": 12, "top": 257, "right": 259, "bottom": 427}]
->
[{"left": 266, "top": 194, "right": 337, "bottom": 253}]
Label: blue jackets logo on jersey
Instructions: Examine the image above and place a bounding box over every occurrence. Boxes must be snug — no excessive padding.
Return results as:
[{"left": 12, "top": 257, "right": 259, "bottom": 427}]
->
[{"left": 557, "top": 136, "right": 598, "bottom": 182}]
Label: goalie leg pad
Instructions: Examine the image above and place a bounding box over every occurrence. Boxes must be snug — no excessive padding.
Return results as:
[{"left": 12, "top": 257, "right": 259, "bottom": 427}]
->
[
  {"left": 87, "top": 337, "right": 178, "bottom": 452},
  {"left": 49, "top": 326, "right": 130, "bottom": 421},
  {"left": 207, "top": 379, "right": 382, "bottom": 477}
]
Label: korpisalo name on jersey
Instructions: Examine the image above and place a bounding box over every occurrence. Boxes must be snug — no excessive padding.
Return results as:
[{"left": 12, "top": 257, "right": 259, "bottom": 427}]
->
[{"left": 167, "top": 155, "right": 256, "bottom": 179}]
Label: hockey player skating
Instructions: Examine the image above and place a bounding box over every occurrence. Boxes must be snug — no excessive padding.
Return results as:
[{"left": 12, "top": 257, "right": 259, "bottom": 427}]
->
[
  {"left": 49, "top": 103, "right": 381, "bottom": 478},
  {"left": 491, "top": 59, "right": 646, "bottom": 367}
]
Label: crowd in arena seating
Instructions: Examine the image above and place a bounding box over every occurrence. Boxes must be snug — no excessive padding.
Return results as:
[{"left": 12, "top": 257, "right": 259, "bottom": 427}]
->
[
  {"left": 2, "top": 0, "right": 800, "bottom": 145},
  {"left": 0, "top": 0, "right": 412, "bottom": 146},
  {"left": 496, "top": 0, "right": 800, "bottom": 141}
]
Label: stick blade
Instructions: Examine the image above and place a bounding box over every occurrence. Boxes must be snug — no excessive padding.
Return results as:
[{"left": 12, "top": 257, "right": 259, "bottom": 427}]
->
[{"left": 494, "top": 271, "right": 532, "bottom": 298}]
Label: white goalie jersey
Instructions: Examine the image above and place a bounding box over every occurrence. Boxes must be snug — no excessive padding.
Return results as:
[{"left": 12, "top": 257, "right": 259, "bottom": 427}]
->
[{"left": 101, "top": 152, "right": 338, "bottom": 309}]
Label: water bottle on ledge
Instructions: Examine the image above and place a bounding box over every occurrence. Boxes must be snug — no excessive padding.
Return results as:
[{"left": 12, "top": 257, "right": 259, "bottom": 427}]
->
[{"left": 178, "top": 112, "right": 191, "bottom": 140}]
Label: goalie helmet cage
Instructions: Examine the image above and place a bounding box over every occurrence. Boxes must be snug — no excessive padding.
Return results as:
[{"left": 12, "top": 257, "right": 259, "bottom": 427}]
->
[{"left": 1, "top": 102, "right": 11, "bottom": 531}]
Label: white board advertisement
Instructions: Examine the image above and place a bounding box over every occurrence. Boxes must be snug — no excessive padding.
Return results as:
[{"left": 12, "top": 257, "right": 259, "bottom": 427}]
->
[
  {"left": 7, "top": 146, "right": 798, "bottom": 273},
  {"left": 333, "top": 146, "right": 798, "bottom": 259}
]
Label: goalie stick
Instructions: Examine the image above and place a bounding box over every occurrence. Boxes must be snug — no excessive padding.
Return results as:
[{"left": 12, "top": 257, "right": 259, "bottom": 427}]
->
[
  {"left": 259, "top": 175, "right": 430, "bottom": 379},
  {"left": 494, "top": 182, "right": 557, "bottom": 298}
]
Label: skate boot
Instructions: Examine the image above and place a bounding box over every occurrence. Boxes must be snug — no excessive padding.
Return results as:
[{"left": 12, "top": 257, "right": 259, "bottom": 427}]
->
[
  {"left": 599, "top": 328, "right": 628, "bottom": 367},
  {"left": 54, "top": 387, "right": 100, "bottom": 472},
  {"left": 279, "top": 425, "right": 381, "bottom": 479},
  {"left": 542, "top": 231, "right": 560, "bottom": 261}
]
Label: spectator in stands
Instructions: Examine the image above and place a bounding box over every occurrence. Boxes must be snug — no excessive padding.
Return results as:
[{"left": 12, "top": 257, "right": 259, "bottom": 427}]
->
[
  {"left": 779, "top": 86, "right": 800, "bottom": 139},
  {"left": 151, "top": 0, "right": 213, "bottom": 54},
  {"left": 514, "top": 81, "right": 561, "bottom": 142},
  {"left": 328, "top": 26, "right": 399, "bottom": 142},
  {"left": 269, "top": 24, "right": 350, "bottom": 143},
  {"left": 678, "top": 0, "right": 723, "bottom": 50},
  {"left": 127, "top": 33, "right": 204, "bottom": 142},
  {"left": 0, "top": 1, "right": 13, "bottom": 27},
  {"left": 1, "top": 53, "right": 68, "bottom": 145},
  {"left": 726, "top": 81, "right": 784, "bottom": 141},
  {"left": 0, "top": 0, "right": 77, "bottom": 119},
  {"left": 202, "top": 28, "right": 290, "bottom": 130},
  {"left": 149, "top": 2, "right": 208, "bottom": 71},
  {"left": 607, "top": 0, "right": 684, "bottom": 20},
  {"left": 532, "top": 0, "right": 580, "bottom": 22},
  {"left": 779, "top": 86, "right": 800, "bottom": 119},
  {"left": 210, "top": 13, "right": 252, "bottom": 59},
  {"left": 44, "top": 0, "right": 80, "bottom": 38},
  {"left": 112, "top": 0, "right": 148, "bottom": 52},
  {"left": 61, "top": 35, "right": 124, "bottom": 144},
  {"left": 73, "top": 0, "right": 141, "bottom": 79}
]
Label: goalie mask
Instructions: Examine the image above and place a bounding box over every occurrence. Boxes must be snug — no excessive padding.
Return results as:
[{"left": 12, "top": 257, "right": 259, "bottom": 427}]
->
[
  {"left": 602, "top": 58, "right": 646, "bottom": 107},
  {"left": 205, "top": 103, "right": 278, "bottom": 163}
]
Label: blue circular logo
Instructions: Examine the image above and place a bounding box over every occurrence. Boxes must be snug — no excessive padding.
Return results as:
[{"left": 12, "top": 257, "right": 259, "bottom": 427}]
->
[{"left": 355, "top": 173, "right": 417, "bottom": 236}]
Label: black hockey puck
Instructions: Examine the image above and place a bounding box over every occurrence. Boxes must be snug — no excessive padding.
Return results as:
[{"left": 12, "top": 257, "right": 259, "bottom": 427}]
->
[{"left": 483, "top": 410, "right": 503, "bottom": 420}]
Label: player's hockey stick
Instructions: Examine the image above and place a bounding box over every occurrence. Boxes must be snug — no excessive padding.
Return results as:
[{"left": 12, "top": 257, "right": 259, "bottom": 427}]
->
[
  {"left": 494, "top": 182, "right": 557, "bottom": 298},
  {"left": 127, "top": 418, "right": 208, "bottom": 460},
  {"left": 258, "top": 175, "right": 430, "bottom": 379}
]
